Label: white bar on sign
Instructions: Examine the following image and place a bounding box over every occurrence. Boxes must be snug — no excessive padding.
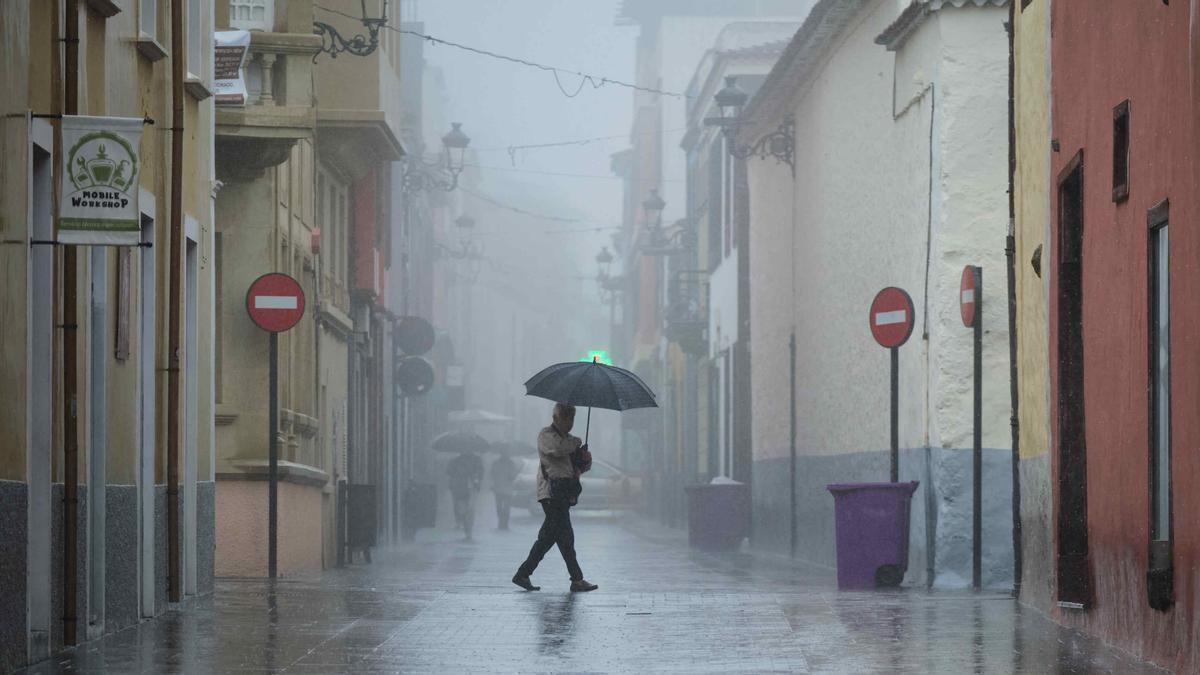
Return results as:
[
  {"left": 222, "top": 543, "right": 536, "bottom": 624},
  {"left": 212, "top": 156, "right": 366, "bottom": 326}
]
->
[
  {"left": 875, "top": 310, "right": 907, "bottom": 326},
  {"left": 255, "top": 295, "right": 297, "bottom": 310},
  {"left": 961, "top": 289, "right": 975, "bottom": 303}
]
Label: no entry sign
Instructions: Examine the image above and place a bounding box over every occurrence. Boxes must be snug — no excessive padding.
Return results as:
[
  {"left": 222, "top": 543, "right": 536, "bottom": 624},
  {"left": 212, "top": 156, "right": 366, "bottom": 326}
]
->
[
  {"left": 961, "top": 266, "right": 979, "bottom": 328},
  {"left": 246, "top": 272, "right": 305, "bottom": 333},
  {"left": 869, "top": 287, "right": 915, "bottom": 349}
]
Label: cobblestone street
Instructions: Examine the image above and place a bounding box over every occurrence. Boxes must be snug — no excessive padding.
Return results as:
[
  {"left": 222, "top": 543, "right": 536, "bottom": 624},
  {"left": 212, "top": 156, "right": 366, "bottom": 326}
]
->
[{"left": 22, "top": 511, "right": 1164, "bottom": 674}]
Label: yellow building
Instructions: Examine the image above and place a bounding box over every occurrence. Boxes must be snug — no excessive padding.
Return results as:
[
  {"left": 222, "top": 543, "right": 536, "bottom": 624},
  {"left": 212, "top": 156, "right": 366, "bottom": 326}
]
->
[
  {"left": 1011, "top": 0, "right": 1053, "bottom": 610},
  {"left": 0, "top": 0, "right": 217, "bottom": 668},
  {"left": 212, "top": 0, "right": 405, "bottom": 576}
]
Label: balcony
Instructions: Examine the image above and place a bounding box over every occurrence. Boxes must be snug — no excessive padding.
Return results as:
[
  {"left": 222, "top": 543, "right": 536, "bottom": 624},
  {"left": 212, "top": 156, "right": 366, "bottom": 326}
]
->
[
  {"left": 216, "top": 31, "right": 321, "bottom": 180},
  {"left": 665, "top": 280, "right": 708, "bottom": 357}
]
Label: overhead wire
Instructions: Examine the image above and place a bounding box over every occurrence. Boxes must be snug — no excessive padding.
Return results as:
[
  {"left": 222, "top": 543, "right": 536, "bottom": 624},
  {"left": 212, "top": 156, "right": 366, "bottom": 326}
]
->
[{"left": 313, "top": 5, "right": 689, "bottom": 100}]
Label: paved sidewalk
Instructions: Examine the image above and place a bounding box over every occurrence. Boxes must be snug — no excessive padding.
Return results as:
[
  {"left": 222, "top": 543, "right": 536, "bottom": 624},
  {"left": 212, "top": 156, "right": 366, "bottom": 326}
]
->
[{"left": 25, "top": 511, "right": 1165, "bottom": 673}]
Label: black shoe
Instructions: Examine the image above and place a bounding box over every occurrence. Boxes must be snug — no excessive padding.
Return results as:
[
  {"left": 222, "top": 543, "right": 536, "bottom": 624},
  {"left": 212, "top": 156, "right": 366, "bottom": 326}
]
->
[
  {"left": 512, "top": 574, "right": 540, "bottom": 591},
  {"left": 570, "top": 580, "right": 598, "bottom": 592}
]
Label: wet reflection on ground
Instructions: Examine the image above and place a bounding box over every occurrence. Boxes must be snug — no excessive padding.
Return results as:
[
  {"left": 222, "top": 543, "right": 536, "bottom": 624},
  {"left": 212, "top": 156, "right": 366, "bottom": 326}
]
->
[{"left": 22, "top": 513, "right": 1167, "bottom": 673}]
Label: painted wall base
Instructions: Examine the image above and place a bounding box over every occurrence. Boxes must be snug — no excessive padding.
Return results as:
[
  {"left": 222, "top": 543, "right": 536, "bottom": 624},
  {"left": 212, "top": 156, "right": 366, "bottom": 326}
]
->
[
  {"left": 752, "top": 447, "right": 1015, "bottom": 588},
  {"left": 0, "top": 480, "right": 27, "bottom": 673},
  {"left": 216, "top": 478, "right": 324, "bottom": 578},
  {"left": 104, "top": 485, "right": 138, "bottom": 633}
]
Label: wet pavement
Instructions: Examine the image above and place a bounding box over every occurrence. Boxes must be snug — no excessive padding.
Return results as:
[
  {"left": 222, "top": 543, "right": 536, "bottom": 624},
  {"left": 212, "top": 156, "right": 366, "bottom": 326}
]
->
[{"left": 25, "top": 510, "right": 1166, "bottom": 673}]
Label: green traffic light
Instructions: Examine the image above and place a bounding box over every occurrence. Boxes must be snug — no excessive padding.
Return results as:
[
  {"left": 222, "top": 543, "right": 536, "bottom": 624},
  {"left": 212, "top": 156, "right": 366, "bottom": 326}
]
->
[{"left": 582, "top": 350, "right": 613, "bottom": 366}]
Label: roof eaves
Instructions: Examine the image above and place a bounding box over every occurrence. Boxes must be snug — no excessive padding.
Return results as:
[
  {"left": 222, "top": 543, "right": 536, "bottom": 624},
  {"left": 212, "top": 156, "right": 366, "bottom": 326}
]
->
[
  {"left": 876, "top": 0, "right": 1011, "bottom": 52},
  {"left": 736, "top": 0, "right": 872, "bottom": 141}
]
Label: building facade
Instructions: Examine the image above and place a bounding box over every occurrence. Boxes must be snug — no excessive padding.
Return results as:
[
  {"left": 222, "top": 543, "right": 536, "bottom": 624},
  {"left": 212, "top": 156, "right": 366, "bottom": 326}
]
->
[
  {"left": 1015, "top": 0, "right": 1200, "bottom": 670},
  {"left": 0, "top": 0, "right": 217, "bottom": 668},
  {"left": 741, "top": 0, "right": 1014, "bottom": 586},
  {"left": 213, "top": 0, "right": 405, "bottom": 576}
]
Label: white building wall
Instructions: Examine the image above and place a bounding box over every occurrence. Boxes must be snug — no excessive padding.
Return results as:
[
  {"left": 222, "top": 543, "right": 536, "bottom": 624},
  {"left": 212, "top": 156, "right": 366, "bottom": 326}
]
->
[{"left": 748, "top": 1, "right": 1012, "bottom": 587}]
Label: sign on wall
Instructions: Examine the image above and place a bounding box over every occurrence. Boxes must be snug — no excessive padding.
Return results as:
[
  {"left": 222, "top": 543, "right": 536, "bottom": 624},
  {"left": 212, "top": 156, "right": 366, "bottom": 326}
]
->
[
  {"left": 58, "top": 115, "right": 143, "bottom": 245},
  {"left": 214, "top": 30, "right": 251, "bottom": 105}
]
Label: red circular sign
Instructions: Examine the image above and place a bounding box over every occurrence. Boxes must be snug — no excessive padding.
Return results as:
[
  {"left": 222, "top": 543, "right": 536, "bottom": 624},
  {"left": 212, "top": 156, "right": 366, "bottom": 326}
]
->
[
  {"left": 869, "top": 287, "right": 915, "bottom": 349},
  {"left": 246, "top": 273, "right": 306, "bottom": 333},
  {"left": 960, "top": 265, "right": 978, "bottom": 328}
]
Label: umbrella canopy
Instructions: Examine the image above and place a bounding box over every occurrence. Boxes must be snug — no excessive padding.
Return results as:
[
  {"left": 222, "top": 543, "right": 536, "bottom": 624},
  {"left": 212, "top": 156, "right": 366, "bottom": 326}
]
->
[
  {"left": 431, "top": 430, "right": 490, "bottom": 454},
  {"left": 524, "top": 360, "right": 657, "bottom": 411}
]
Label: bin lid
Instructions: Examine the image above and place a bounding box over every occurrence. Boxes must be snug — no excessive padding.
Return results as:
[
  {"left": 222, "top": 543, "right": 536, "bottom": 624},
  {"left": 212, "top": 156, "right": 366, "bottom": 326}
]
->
[{"left": 826, "top": 481, "right": 919, "bottom": 494}]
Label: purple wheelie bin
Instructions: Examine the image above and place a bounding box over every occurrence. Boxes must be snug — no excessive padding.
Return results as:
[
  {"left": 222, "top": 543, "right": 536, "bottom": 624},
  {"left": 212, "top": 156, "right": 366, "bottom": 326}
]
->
[
  {"left": 826, "top": 482, "right": 919, "bottom": 589},
  {"left": 686, "top": 478, "right": 750, "bottom": 551}
]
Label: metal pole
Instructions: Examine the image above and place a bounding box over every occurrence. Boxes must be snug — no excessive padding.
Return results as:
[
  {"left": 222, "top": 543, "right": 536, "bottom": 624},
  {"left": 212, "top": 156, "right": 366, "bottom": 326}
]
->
[
  {"left": 269, "top": 332, "right": 279, "bottom": 578},
  {"left": 890, "top": 347, "right": 899, "bottom": 483},
  {"left": 973, "top": 267, "right": 983, "bottom": 590},
  {"left": 789, "top": 332, "right": 797, "bottom": 558}
]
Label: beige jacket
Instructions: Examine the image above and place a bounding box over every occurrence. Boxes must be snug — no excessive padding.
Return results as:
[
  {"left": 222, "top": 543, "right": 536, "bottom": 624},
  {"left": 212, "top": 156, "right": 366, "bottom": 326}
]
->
[{"left": 536, "top": 425, "right": 582, "bottom": 501}]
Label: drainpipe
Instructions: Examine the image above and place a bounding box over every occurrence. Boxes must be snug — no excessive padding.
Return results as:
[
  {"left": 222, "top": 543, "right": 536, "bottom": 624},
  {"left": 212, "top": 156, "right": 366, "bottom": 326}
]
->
[
  {"left": 1005, "top": 3, "right": 1023, "bottom": 597},
  {"left": 62, "top": 0, "right": 80, "bottom": 647},
  {"left": 166, "top": 0, "right": 185, "bottom": 603}
]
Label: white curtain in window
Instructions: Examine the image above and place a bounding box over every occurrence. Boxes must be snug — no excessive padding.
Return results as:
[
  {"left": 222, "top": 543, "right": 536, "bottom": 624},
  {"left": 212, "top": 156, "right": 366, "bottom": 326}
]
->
[{"left": 230, "top": 0, "right": 273, "bottom": 31}]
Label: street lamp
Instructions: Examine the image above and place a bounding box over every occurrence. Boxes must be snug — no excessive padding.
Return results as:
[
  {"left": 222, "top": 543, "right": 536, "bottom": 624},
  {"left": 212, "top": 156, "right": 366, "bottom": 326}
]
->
[
  {"left": 403, "top": 122, "right": 472, "bottom": 193},
  {"left": 442, "top": 123, "right": 470, "bottom": 175},
  {"left": 313, "top": 0, "right": 390, "bottom": 60},
  {"left": 595, "top": 246, "right": 613, "bottom": 278},
  {"left": 714, "top": 75, "right": 748, "bottom": 122},
  {"left": 642, "top": 189, "right": 665, "bottom": 225},
  {"left": 705, "top": 74, "right": 794, "bottom": 171}
]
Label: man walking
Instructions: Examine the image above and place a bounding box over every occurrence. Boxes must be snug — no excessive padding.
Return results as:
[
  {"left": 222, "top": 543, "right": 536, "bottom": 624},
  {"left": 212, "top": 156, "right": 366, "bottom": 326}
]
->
[
  {"left": 490, "top": 447, "right": 519, "bottom": 531},
  {"left": 512, "top": 403, "right": 598, "bottom": 592},
  {"left": 447, "top": 450, "right": 483, "bottom": 541}
]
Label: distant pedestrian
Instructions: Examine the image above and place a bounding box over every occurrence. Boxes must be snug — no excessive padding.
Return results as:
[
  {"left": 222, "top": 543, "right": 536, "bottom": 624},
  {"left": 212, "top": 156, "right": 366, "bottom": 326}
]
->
[
  {"left": 512, "top": 403, "right": 598, "bottom": 592},
  {"left": 490, "top": 448, "right": 520, "bottom": 530},
  {"left": 447, "top": 450, "right": 483, "bottom": 541}
]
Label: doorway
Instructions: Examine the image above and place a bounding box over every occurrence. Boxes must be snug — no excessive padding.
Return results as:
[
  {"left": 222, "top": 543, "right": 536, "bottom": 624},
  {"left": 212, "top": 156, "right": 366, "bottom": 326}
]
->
[
  {"left": 27, "top": 119, "right": 54, "bottom": 660},
  {"left": 1056, "top": 152, "right": 1090, "bottom": 607},
  {"left": 183, "top": 226, "right": 199, "bottom": 596},
  {"left": 138, "top": 205, "right": 156, "bottom": 618}
]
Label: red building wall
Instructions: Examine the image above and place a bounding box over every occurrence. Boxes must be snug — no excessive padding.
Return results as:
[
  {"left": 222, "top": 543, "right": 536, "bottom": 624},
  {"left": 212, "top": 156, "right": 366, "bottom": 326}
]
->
[
  {"left": 353, "top": 167, "right": 379, "bottom": 298},
  {"left": 1050, "top": 1, "right": 1200, "bottom": 670}
]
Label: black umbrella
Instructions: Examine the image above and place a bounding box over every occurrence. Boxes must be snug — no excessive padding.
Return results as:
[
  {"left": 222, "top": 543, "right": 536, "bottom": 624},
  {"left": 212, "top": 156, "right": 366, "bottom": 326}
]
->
[
  {"left": 524, "top": 358, "right": 657, "bottom": 442},
  {"left": 431, "top": 430, "right": 490, "bottom": 454}
]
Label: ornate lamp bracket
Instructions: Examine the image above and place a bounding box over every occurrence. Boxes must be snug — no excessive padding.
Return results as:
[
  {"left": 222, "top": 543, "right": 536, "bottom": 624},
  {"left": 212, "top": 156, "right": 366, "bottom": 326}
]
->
[
  {"left": 728, "top": 117, "right": 795, "bottom": 174},
  {"left": 402, "top": 159, "right": 460, "bottom": 194},
  {"left": 313, "top": 2, "right": 389, "bottom": 61}
]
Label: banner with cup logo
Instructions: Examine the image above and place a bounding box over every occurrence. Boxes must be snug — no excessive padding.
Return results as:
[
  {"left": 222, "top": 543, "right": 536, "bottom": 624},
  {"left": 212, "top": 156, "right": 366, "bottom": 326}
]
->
[{"left": 59, "top": 115, "right": 143, "bottom": 245}]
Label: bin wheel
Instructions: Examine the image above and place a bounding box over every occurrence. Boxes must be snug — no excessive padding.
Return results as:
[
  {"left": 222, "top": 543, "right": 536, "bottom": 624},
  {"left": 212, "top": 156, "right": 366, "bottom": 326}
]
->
[{"left": 875, "top": 564, "right": 904, "bottom": 588}]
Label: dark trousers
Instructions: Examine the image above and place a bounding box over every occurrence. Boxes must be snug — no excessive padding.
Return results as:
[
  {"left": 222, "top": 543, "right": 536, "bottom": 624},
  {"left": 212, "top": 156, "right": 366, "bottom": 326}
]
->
[
  {"left": 494, "top": 492, "right": 512, "bottom": 530},
  {"left": 518, "top": 499, "right": 583, "bottom": 581}
]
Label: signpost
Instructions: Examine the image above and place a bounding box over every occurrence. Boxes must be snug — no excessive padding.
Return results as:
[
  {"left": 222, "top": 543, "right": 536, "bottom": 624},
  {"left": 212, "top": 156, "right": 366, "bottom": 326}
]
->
[
  {"left": 245, "top": 273, "right": 306, "bottom": 578},
  {"left": 870, "top": 287, "right": 915, "bottom": 483},
  {"left": 961, "top": 265, "right": 983, "bottom": 590}
]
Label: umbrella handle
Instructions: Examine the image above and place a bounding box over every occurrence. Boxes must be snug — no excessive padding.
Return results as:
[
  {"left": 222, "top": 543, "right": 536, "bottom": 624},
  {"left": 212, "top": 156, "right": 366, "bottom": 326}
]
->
[{"left": 584, "top": 406, "right": 591, "bottom": 446}]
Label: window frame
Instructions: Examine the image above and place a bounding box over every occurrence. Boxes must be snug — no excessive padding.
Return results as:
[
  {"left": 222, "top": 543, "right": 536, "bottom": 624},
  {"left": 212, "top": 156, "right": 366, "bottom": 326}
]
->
[
  {"left": 1112, "top": 100, "right": 1130, "bottom": 203},
  {"left": 184, "top": 0, "right": 214, "bottom": 99},
  {"left": 228, "top": 0, "right": 274, "bottom": 32},
  {"left": 1146, "top": 198, "right": 1173, "bottom": 611}
]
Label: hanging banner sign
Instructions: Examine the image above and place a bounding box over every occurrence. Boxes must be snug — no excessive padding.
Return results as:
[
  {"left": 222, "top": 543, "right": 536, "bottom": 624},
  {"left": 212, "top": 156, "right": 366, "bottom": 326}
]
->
[
  {"left": 214, "top": 30, "right": 251, "bottom": 105},
  {"left": 58, "top": 115, "right": 143, "bottom": 246}
]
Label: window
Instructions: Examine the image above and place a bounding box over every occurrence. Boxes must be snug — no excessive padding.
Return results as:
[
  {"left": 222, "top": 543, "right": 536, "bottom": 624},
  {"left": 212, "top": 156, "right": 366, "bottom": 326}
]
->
[
  {"left": 140, "top": 0, "right": 156, "bottom": 38},
  {"left": 1113, "top": 100, "right": 1130, "bottom": 203},
  {"left": 185, "top": 0, "right": 213, "bottom": 98},
  {"left": 229, "top": 0, "right": 273, "bottom": 31},
  {"left": 1147, "top": 199, "right": 1172, "bottom": 610},
  {"left": 1056, "top": 151, "right": 1090, "bottom": 608}
]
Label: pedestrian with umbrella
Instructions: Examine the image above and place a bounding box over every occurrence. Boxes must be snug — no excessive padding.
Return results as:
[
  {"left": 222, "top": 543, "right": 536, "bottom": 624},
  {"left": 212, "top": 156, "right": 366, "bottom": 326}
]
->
[
  {"left": 433, "top": 430, "right": 488, "bottom": 541},
  {"left": 512, "top": 358, "right": 657, "bottom": 592}
]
